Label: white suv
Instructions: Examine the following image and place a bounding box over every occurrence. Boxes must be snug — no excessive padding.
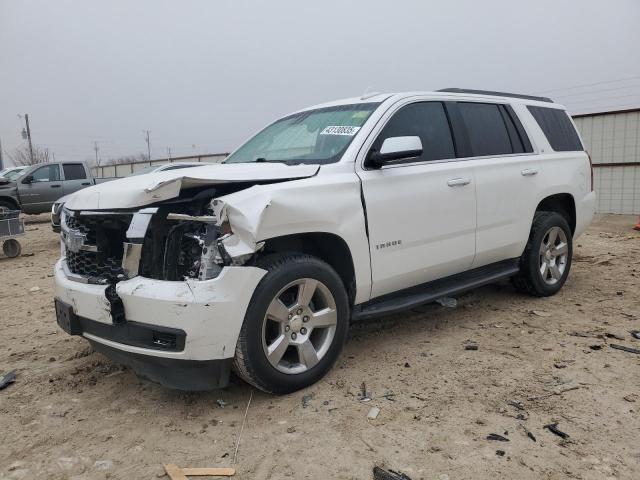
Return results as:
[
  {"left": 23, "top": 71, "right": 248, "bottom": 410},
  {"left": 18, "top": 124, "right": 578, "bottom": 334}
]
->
[{"left": 54, "top": 89, "right": 596, "bottom": 393}]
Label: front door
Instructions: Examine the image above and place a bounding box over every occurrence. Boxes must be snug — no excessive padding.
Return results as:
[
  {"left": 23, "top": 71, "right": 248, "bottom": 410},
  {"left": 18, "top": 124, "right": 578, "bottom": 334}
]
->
[
  {"left": 18, "top": 164, "right": 63, "bottom": 214},
  {"left": 357, "top": 101, "right": 477, "bottom": 299}
]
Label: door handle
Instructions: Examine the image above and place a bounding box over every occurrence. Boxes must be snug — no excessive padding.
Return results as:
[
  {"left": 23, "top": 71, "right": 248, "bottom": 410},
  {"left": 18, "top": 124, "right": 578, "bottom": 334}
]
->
[
  {"left": 51, "top": 184, "right": 61, "bottom": 188},
  {"left": 447, "top": 177, "right": 471, "bottom": 187},
  {"left": 81, "top": 182, "right": 91, "bottom": 186},
  {"left": 521, "top": 168, "right": 539, "bottom": 176}
]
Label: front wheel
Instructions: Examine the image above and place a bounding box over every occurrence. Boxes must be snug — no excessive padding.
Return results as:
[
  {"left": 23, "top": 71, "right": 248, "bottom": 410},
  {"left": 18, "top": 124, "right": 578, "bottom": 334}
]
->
[
  {"left": 512, "top": 211, "right": 573, "bottom": 297},
  {"left": 233, "top": 253, "right": 349, "bottom": 394}
]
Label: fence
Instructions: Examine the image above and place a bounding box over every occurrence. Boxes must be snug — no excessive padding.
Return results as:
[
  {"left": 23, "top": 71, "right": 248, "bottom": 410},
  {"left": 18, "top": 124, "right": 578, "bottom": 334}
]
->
[{"left": 91, "top": 153, "right": 229, "bottom": 178}]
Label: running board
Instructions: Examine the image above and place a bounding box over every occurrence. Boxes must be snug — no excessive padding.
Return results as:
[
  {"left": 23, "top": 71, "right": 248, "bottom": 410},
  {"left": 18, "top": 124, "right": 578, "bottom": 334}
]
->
[{"left": 352, "top": 259, "right": 520, "bottom": 321}]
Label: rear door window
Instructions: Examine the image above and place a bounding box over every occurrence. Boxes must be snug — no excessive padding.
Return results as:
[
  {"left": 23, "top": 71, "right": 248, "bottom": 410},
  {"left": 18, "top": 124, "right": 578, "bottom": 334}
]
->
[
  {"left": 527, "top": 106, "right": 583, "bottom": 152},
  {"left": 373, "top": 102, "right": 456, "bottom": 162},
  {"left": 62, "top": 163, "right": 87, "bottom": 180},
  {"left": 458, "top": 103, "right": 513, "bottom": 157}
]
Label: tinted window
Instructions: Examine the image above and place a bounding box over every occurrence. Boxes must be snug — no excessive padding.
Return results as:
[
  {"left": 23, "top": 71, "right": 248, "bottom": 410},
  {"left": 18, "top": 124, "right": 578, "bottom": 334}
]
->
[
  {"left": 458, "top": 103, "right": 513, "bottom": 156},
  {"left": 63, "top": 163, "right": 87, "bottom": 180},
  {"left": 31, "top": 164, "right": 60, "bottom": 182},
  {"left": 373, "top": 102, "right": 455, "bottom": 162},
  {"left": 527, "top": 106, "right": 583, "bottom": 152}
]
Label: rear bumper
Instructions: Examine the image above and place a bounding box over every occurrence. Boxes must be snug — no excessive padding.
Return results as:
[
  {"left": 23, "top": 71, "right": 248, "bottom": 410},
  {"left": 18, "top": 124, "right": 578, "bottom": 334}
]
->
[
  {"left": 54, "top": 257, "right": 266, "bottom": 363},
  {"left": 575, "top": 190, "right": 597, "bottom": 238}
]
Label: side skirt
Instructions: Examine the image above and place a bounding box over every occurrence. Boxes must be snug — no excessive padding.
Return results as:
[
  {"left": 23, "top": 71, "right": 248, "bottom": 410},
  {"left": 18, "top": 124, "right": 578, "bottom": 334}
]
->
[{"left": 351, "top": 259, "right": 520, "bottom": 321}]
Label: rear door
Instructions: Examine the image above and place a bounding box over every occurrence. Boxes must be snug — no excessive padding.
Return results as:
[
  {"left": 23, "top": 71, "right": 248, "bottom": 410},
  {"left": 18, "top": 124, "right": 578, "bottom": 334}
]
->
[
  {"left": 18, "top": 164, "right": 63, "bottom": 214},
  {"left": 357, "top": 100, "right": 477, "bottom": 298},
  {"left": 62, "top": 163, "right": 92, "bottom": 196},
  {"left": 453, "top": 102, "right": 545, "bottom": 267}
]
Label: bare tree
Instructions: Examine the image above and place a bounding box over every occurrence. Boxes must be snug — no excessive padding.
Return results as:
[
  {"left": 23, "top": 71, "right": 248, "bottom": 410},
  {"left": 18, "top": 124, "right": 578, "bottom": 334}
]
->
[{"left": 7, "top": 144, "right": 51, "bottom": 166}]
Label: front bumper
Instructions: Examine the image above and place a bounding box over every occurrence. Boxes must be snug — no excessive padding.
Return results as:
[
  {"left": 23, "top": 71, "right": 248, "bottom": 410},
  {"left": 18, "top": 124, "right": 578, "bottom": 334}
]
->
[{"left": 54, "top": 259, "right": 266, "bottom": 388}]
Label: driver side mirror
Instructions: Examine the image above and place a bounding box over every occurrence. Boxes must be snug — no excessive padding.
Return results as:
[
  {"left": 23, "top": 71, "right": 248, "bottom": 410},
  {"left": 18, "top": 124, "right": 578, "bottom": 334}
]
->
[
  {"left": 21, "top": 175, "right": 34, "bottom": 184},
  {"left": 366, "top": 136, "right": 423, "bottom": 168}
]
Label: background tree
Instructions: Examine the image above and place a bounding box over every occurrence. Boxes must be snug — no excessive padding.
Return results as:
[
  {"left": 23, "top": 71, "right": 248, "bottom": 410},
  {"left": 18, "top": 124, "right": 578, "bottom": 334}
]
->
[{"left": 7, "top": 144, "right": 51, "bottom": 166}]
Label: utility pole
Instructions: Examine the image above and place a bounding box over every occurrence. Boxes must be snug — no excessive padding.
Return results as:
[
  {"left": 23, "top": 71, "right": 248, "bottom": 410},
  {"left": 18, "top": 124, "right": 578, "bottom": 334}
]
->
[
  {"left": 0, "top": 136, "right": 4, "bottom": 170},
  {"left": 24, "top": 114, "right": 34, "bottom": 164},
  {"left": 93, "top": 141, "right": 100, "bottom": 166},
  {"left": 167, "top": 147, "right": 172, "bottom": 161},
  {"left": 144, "top": 130, "right": 151, "bottom": 162}
]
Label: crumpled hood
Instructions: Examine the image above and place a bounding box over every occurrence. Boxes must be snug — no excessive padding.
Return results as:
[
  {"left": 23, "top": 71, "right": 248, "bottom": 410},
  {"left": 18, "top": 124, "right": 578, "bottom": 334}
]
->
[{"left": 64, "top": 162, "right": 320, "bottom": 210}]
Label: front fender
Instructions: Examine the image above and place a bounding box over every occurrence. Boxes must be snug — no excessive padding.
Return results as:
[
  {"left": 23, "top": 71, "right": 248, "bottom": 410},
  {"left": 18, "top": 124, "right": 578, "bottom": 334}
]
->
[{"left": 212, "top": 173, "right": 372, "bottom": 304}]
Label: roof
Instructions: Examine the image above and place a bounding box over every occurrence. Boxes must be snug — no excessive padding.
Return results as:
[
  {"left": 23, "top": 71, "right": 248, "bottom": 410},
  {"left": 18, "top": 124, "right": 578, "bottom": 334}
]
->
[{"left": 299, "top": 90, "right": 563, "bottom": 114}]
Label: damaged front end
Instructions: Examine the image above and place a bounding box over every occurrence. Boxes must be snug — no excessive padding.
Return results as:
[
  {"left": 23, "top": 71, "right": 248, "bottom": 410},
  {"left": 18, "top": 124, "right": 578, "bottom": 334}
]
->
[{"left": 61, "top": 185, "right": 263, "bottom": 298}]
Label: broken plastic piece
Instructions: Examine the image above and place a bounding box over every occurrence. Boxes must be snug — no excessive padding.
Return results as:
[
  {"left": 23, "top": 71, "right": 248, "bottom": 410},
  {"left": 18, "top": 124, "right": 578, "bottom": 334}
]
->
[
  {"left": 610, "top": 343, "right": 640, "bottom": 355},
  {"left": 0, "top": 370, "right": 16, "bottom": 390},
  {"left": 373, "top": 466, "right": 412, "bottom": 480},
  {"left": 486, "top": 433, "right": 509, "bottom": 442},
  {"left": 544, "top": 423, "right": 569, "bottom": 439}
]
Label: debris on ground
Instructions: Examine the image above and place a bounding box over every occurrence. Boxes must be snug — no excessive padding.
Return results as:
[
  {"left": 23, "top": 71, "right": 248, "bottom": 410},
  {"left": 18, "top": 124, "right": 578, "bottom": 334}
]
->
[
  {"left": 507, "top": 400, "right": 524, "bottom": 411},
  {"left": 464, "top": 340, "right": 478, "bottom": 351},
  {"left": 519, "top": 424, "right": 536, "bottom": 442},
  {"left": 589, "top": 345, "right": 602, "bottom": 350},
  {"left": 486, "top": 433, "right": 509, "bottom": 442},
  {"left": 544, "top": 423, "right": 570, "bottom": 439},
  {"left": 610, "top": 344, "right": 640, "bottom": 355},
  {"left": 359, "top": 382, "right": 372, "bottom": 402},
  {"left": 623, "top": 394, "right": 638, "bottom": 403},
  {"left": 554, "top": 362, "right": 568, "bottom": 369},
  {"left": 530, "top": 310, "right": 551, "bottom": 317},
  {"left": 163, "top": 464, "right": 235, "bottom": 479},
  {"left": 367, "top": 407, "right": 380, "bottom": 420},
  {"left": 0, "top": 370, "right": 16, "bottom": 390},
  {"left": 630, "top": 330, "right": 640, "bottom": 340},
  {"left": 286, "top": 426, "right": 296, "bottom": 433},
  {"left": 496, "top": 449, "right": 506, "bottom": 457},
  {"left": 436, "top": 297, "right": 457, "bottom": 308},
  {"left": 568, "top": 330, "right": 594, "bottom": 338},
  {"left": 28, "top": 286, "right": 40, "bottom": 293},
  {"left": 216, "top": 399, "right": 227, "bottom": 408},
  {"left": 302, "top": 393, "right": 314, "bottom": 408},
  {"left": 373, "top": 465, "right": 412, "bottom": 480},
  {"left": 605, "top": 333, "right": 626, "bottom": 340}
]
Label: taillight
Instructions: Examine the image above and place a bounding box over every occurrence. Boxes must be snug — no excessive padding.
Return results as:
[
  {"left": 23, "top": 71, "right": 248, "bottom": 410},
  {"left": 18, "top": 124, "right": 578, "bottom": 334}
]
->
[{"left": 587, "top": 152, "right": 594, "bottom": 192}]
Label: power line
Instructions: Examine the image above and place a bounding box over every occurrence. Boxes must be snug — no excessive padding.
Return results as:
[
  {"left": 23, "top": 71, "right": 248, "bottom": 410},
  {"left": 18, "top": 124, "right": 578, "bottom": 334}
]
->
[
  {"left": 535, "top": 74, "right": 640, "bottom": 94},
  {"left": 563, "top": 92, "right": 640, "bottom": 105},
  {"left": 552, "top": 84, "right": 640, "bottom": 99}
]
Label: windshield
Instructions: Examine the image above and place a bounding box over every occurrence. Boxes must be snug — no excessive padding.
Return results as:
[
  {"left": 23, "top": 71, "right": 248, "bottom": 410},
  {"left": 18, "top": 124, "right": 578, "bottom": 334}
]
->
[
  {"left": 4, "top": 168, "right": 26, "bottom": 180},
  {"left": 224, "top": 103, "right": 379, "bottom": 165}
]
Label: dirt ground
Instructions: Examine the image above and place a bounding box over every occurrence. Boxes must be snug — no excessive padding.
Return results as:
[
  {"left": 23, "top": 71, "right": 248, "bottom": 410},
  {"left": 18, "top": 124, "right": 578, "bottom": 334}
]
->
[{"left": 0, "top": 214, "right": 639, "bottom": 480}]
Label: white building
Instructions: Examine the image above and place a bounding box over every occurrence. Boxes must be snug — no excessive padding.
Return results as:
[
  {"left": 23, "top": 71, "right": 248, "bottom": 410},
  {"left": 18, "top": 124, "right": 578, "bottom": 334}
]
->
[{"left": 573, "top": 108, "right": 640, "bottom": 214}]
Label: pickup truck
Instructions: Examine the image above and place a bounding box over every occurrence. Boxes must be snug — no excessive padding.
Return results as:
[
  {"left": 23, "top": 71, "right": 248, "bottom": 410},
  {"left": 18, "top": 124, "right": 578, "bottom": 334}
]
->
[
  {"left": 0, "top": 162, "right": 111, "bottom": 214},
  {"left": 53, "top": 89, "right": 596, "bottom": 394}
]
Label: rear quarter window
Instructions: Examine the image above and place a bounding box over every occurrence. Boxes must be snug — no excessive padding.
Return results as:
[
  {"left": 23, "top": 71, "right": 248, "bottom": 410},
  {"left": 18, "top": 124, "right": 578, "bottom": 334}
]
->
[{"left": 527, "top": 106, "right": 583, "bottom": 152}]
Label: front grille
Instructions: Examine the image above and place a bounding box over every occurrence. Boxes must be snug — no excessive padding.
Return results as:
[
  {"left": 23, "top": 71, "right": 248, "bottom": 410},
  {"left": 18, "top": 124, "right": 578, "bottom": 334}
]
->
[
  {"left": 67, "top": 250, "right": 125, "bottom": 281},
  {"left": 64, "top": 211, "right": 132, "bottom": 282}
]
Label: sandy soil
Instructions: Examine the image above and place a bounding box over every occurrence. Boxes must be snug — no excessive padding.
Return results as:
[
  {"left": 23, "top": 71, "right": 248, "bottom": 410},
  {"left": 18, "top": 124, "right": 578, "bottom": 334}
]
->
[{"left": 0, "top": 214, "right": 639, "bottom": 480}]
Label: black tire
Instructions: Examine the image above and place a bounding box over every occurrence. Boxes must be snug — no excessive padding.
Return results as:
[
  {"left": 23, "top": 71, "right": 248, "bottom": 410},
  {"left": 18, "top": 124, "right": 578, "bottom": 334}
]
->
[
  {"left": 233, "top": 253, "right": 350, "bottom": 394},
  {"left": 0, "top": 200, "right": 17, "bottom": 213},
  {"left": 512, "top": 211, "right": 573, "bottom": 297}
]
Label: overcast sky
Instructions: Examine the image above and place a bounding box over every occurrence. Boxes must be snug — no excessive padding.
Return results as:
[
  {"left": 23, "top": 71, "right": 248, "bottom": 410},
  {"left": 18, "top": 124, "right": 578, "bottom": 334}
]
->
[{"left": 1, "top": 0, "right": 639, "bottom": 165}]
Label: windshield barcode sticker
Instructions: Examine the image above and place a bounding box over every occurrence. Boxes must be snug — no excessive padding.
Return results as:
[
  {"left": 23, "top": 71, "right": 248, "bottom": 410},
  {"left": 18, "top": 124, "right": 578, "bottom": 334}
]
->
[{"left": 320, "top": 125, "right": 361, "bottom": 136}]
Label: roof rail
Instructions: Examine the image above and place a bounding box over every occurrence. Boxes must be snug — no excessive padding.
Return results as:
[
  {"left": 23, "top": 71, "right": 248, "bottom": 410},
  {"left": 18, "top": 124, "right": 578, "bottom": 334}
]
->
[{"left": 437, "top": 88, "right": 553, "bottom": 103}]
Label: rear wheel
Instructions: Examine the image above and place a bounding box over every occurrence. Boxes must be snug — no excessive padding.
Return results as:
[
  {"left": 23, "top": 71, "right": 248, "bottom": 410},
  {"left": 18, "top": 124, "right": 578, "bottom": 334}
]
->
[
  {"left": 512, "top": 211, "right": 573, "bottom": 297},
  {"left": 233, "top": 253, "right": 349, "bottom": 394}
]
